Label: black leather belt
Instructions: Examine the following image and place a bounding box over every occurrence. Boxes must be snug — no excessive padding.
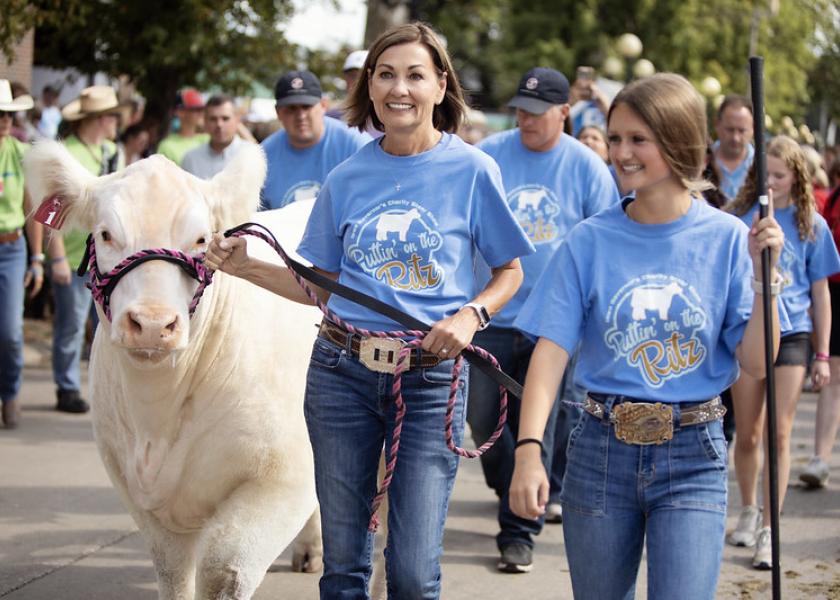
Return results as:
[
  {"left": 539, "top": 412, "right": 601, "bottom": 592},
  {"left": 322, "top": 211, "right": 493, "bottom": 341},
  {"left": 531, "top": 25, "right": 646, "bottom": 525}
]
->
[{"left": 319, "top": 320, "right": 442, "bottom": 371}]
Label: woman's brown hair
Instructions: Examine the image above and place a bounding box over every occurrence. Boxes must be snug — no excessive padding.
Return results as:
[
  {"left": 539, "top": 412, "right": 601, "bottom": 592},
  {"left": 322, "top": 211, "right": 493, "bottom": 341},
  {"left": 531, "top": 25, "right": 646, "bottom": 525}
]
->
[
  {"left": 728, "top": 135, "right": 815, "bottom": 241},
  {"left": 344, "top": 22, "right": 467, "bottom": 134},
  {"left": 607, "top": 73, "right": 710, "bottom": 193}
]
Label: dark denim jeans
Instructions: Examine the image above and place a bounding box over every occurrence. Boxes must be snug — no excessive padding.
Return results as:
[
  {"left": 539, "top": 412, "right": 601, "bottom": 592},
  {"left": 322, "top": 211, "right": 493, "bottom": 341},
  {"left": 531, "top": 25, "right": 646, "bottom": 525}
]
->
[
  {"left": 0, "top": 236, "right": 25, "bottom": 402},
  {"left": 561, "top": 396, "right": 728, "bottom": 599},
  {"left": 465, "top": 326, "right": 559, "bottom": 550},
  {"left": 304, "top": 335, "right": 467, "bottom": 600}
]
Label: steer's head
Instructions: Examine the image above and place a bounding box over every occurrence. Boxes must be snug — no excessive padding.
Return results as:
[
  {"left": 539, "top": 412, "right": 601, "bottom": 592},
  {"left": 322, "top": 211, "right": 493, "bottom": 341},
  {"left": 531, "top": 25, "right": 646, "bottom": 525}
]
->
[{"left": 25, "top": 142, "right": 266, "bottom": 366}]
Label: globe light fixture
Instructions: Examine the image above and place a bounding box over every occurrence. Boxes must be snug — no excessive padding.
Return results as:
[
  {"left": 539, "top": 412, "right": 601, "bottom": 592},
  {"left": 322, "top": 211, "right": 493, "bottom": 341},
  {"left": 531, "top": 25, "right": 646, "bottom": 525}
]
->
[
  {"left": 632, "top": 59, "right": 655, "bottom": 79},
  {"left": 700, "top": 76, "right": 721, "bottom": 98},
  {"left": 602, "top": 56, "right": 624, "bottom": 79},
  {"left": 617, "top": 33, "right": 643, "bottom": 59}
]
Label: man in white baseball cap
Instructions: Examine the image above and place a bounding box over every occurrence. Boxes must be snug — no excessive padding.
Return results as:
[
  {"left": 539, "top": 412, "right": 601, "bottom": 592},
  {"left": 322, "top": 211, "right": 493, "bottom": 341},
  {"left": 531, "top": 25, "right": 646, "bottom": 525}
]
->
[{"left": 342, "top": 49, "right": 368, "bottom": 93}]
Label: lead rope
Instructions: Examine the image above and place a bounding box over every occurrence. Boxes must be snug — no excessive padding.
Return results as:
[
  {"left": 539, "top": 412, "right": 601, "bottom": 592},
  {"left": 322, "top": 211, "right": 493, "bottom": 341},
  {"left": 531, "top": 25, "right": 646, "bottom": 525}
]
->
[{"left": 226, "top": 223, "right": 509, "bottom": 532}]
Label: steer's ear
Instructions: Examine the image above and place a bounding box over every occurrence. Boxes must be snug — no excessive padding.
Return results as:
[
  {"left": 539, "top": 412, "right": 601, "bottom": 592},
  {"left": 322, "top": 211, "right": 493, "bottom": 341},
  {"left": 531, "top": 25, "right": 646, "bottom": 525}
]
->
[
  {"left": 23, "top": 141, "right": 98, "bottom": 231},
  {"left": 207, "top": 143, "right": 266, "bottom": 230}
]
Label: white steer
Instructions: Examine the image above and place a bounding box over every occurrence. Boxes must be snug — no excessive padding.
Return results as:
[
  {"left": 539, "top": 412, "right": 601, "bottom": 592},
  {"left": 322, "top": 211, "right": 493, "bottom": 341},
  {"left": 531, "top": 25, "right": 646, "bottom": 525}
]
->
[{"left": 25, "top": 142, "right": 323, "bottom": 599}]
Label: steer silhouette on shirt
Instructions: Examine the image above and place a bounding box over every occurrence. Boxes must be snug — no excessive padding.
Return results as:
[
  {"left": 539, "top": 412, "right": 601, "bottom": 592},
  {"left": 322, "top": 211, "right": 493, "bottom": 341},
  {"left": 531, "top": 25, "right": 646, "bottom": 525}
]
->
[{"left": 630, "top": 282, "right": 682, "bottom": 321}]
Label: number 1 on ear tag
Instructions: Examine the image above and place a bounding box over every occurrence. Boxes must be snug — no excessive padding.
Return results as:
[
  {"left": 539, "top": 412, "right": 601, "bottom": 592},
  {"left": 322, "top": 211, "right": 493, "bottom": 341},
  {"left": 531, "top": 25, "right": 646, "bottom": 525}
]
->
[{"left": 33, "top": 195, "right": 68, "bottom": 230}]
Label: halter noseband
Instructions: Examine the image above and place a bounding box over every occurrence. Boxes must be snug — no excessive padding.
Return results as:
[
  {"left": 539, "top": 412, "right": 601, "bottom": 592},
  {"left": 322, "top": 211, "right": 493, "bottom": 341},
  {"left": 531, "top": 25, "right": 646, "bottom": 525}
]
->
[{"left": 77, "top": 234, "right": 214, "bottom": 322}]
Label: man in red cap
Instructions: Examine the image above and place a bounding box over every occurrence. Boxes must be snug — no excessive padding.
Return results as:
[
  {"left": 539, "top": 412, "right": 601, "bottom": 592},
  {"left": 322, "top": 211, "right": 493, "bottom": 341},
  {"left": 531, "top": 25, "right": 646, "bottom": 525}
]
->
[{"left": 157, "top": 88, "right": 209, "bottom": 166}]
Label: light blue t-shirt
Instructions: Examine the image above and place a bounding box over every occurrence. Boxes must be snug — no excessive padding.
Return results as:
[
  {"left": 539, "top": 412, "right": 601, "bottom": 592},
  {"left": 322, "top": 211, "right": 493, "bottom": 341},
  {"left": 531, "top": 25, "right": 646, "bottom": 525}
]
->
[
  {"left": 298, "top": 132, "right": 535, "bottom": 332},
  {"left": 477, "top": 130, "right": 619, "bottom": 328},
  {"left": 260, "top": 116, "right": 368, "bottom": 210},
  {"left": 739, "top": 204, "right": 840, "bottom": 334},
  {"left": 515, "top": 198, "right": 759, "bottom": 402},
  {"left": 714, "top": 141, "right": 755, "bottom": 201},
  {"left": 570, "top": 100, "right": 607, "bottom": 137}
]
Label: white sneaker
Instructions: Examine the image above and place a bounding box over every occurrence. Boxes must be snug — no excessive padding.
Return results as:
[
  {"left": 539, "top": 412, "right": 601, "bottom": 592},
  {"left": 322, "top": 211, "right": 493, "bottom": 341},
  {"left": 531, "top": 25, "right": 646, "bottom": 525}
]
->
[
  {"left": 800, "top": 456, "right": 830, "bottom": 488},
  {"left": 726, "top": 505, "right": 761, "bottom": 547},
  {"left": 545, "top": 502, "right": 562, "bottom": 524},
  {"left": 752, "top": 527, "right": 772, "bottom": 570}
]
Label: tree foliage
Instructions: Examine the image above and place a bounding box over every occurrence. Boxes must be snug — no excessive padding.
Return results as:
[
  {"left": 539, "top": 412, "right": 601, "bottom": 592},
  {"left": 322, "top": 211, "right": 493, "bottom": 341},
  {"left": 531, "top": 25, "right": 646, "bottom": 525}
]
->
[
  {"left": 808, "top": 2, "right": 840, "bottom": 137},
  {"left": 8, "top": 0, "right": 299, "bottom": 136},
  {"left": 418, "top": 0, "right": 825, "bottom": 125}
]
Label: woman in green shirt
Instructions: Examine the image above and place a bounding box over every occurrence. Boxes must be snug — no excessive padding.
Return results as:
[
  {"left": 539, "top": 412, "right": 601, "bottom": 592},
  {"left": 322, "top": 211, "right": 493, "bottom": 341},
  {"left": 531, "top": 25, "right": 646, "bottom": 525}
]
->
[{"left": 0, "top": 80, "right": 44, "bottom": 428}]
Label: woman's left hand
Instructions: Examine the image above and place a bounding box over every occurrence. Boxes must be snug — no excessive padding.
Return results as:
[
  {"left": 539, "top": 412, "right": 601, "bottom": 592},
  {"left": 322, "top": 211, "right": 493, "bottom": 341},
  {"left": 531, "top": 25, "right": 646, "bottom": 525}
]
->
[
  {"left": 421, "top": 308, "right": 481, "bottom": 359},
  {"left": 811, "top": 359, "right": 831, "bottom": 392}
]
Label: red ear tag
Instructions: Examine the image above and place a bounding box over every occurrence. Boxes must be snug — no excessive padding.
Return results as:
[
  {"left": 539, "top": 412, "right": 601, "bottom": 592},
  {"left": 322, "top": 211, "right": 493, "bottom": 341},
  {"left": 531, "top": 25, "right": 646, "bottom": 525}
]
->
[{"left": 33, "top": 195, "right": 68, "bottom": 230}]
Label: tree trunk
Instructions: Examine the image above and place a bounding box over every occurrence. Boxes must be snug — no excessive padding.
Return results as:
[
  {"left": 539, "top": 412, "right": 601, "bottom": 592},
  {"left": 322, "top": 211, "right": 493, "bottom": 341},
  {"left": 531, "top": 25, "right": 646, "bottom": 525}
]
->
[{"left": 364, "top": 0, "right": 411, "bottom": 46}]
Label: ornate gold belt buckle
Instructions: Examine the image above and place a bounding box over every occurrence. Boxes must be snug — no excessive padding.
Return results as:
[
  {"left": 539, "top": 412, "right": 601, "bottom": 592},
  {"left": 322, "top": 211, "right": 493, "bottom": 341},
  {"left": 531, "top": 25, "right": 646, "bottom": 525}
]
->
[
  {"left": 359, "top": 337, "right": 405, "bottom": 374},
  {"left": 612, "top": 402, "right": 674, "bottom": 445}
]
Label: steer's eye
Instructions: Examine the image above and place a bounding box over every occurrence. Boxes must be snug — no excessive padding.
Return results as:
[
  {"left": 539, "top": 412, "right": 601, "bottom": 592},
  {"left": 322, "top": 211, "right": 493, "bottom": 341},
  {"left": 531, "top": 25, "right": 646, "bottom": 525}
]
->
[{"left": 100, "top": 230, "right": 112, "bottom": 242}]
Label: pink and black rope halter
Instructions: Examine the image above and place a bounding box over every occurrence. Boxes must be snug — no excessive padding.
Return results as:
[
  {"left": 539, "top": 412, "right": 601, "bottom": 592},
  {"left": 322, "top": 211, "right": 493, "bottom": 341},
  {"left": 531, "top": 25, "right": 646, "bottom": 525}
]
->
[
  {"left": 224, "top": 222, "right": 509, "bottom": 532},
  {"left": 77, "top": 234, "right": 215, "bottom": 322}
]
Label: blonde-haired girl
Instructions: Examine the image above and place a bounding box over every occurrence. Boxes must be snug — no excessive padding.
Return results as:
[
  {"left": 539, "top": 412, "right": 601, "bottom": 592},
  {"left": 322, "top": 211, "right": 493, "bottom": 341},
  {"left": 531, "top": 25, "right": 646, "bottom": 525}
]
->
[{"left": 727, "top": 135, "right": 840, "bottom": 569}]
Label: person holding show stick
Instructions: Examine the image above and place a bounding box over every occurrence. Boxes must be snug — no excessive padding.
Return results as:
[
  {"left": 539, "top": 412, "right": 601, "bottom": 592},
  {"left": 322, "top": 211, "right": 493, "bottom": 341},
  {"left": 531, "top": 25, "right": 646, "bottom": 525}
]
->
[{"left": 509, "top": 73, "right": 784, "bottom": 599}]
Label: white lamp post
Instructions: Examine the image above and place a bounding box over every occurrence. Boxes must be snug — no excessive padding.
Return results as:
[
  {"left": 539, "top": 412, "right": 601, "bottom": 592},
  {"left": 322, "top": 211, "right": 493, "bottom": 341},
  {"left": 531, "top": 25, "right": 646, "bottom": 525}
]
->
[{"left": 616, "top": 33, "right": 651, "bottom": 82}]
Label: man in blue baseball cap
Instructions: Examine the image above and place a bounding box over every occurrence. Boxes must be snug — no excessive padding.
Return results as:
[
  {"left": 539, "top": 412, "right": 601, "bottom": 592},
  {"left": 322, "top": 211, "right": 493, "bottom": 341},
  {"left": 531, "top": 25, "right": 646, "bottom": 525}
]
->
[{"left": 260, "top": 70, "right": 368, "bottom": 210}]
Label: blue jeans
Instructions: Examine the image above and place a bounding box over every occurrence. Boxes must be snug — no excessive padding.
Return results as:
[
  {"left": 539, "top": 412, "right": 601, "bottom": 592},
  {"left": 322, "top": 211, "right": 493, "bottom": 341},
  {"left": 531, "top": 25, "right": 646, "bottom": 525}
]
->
[
  {"left": 549, "top": 348, "right": 585, "bottom": 504},
  {"left": 51, "top": 271, "right": 92, "bottom": 392},
  {"left": 0, "top": 236, "right": 26, "bottom": 403},
  {"left": 465, "top": 327, "right": 559, "bottom": 549},
  {"left": 561, "top": 396, "right": 728, "bottom": 600},
  {"left": 304, "top": 335, "right": 467, "bottom": 600}
]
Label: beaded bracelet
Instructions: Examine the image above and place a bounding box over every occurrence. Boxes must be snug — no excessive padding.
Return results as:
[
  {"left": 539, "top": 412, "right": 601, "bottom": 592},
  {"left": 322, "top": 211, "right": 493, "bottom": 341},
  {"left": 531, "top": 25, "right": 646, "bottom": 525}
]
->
[{"left": 815, "top": 352, "right": 831, "bottom": 362}]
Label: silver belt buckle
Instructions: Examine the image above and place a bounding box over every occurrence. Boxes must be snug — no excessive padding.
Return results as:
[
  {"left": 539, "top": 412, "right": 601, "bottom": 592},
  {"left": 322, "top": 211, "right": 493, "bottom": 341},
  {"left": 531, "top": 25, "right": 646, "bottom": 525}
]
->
[{"left": 359, "top": 337, "right": 406, "bottom": 374}]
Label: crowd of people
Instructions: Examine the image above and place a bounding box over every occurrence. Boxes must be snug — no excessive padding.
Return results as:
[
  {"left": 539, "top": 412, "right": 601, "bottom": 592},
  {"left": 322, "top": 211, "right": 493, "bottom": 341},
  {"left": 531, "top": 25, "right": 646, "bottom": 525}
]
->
[{"left": 3, "top": 20, "right": 840, "bottom": 599}]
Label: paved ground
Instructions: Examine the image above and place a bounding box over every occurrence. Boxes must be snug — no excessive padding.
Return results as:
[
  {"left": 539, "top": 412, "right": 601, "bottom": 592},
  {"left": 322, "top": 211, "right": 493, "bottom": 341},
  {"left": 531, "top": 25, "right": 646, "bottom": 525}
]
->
[{"left": 1, "top": 319, "right": 839, "bottom": 599}]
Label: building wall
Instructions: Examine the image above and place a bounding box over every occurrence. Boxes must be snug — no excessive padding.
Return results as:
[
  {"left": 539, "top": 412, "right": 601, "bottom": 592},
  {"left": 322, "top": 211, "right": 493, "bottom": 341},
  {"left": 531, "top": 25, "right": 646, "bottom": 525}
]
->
[{"left": 0, "top": 30, "right": 34, "bottom": 90}]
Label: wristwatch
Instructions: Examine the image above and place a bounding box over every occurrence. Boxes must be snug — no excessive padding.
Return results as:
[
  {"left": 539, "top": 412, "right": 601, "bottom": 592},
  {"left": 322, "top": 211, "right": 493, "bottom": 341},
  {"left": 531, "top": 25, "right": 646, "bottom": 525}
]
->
[{"left": 463, "top": 302, "right": 491, "bottom": 330}]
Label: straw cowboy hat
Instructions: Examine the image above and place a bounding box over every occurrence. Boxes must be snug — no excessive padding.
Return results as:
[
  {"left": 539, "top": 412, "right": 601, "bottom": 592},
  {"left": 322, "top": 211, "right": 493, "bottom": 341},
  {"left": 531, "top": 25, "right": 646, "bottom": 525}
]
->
[
  {"left": 0, "top": 79, "right": 34, "bottom": 112},
  {"left": 61, "top": 85, "right": 130, "bottom": 121}
]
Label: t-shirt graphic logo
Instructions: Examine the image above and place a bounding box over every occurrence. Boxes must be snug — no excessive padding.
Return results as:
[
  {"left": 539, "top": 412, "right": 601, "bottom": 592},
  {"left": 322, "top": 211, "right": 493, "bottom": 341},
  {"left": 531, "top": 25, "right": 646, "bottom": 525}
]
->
[
  {"left": 777, "top": 239, "right": 797, "bottom": 288},
  {"left": 605, "top": 274, "right": 708, "bottom": 388},
  {"left": 348, "top": 201, "right": 444, "bottom": 291},
  {"left": 508, "top": 184, "right": 561, "bottom": 245},
  {"left": 282, "top": 180, "right": 321, "bottom": 206}
]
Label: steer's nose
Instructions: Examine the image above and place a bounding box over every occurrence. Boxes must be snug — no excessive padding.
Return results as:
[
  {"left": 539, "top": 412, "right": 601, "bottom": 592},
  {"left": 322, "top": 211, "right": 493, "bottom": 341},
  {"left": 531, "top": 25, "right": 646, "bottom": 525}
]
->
[{"left": 119, "top": 305, "right": 182, "bottom": 349}]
